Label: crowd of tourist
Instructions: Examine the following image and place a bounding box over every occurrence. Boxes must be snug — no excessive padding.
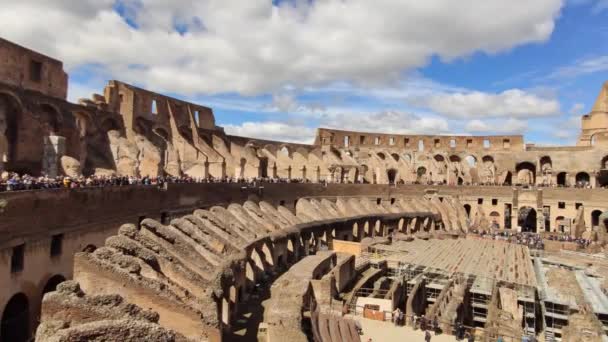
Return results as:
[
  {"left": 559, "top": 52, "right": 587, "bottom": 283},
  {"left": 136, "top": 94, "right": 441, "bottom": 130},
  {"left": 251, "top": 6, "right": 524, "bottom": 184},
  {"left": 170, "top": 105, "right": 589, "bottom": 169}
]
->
[
  {"left": 470, "top": 229, "right": 593, "bottom": 250},
  {"left": 471, "top": 230, "right": 546, "bottom": 249},
  {"left": 0, "top": 172, "right": 313, "bottom": 192}
]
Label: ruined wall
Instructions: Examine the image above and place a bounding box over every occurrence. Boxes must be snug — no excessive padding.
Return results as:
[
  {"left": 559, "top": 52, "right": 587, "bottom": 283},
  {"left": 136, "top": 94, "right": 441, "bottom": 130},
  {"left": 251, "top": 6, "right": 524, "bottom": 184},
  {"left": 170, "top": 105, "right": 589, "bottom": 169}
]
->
[{"left": 0, "top": 38, "right": 67, "bottom": 100}]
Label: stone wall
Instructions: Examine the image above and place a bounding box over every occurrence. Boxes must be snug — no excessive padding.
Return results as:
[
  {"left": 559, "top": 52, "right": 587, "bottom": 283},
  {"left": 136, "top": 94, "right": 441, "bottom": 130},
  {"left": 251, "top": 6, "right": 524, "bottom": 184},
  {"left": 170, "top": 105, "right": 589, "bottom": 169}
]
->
[{"left": 0, "top": 38, "right": 67, "bottom": 100}]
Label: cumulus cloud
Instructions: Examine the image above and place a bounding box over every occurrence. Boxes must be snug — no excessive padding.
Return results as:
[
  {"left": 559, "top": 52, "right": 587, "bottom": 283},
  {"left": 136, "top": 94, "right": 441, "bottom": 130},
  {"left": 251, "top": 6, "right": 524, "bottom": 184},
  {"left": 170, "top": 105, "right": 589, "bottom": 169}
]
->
[
  {"left": 465, "top": 118, "right": 529, "bottom": 134},
  {"left": 223, "top": 121, "right": 316, "bottom": 144},
  {"left": 419, "top": 89, "right": 560, "bottom": 119},
  {"left": 321, "top": 110, "right": 450, "bottom": 135},
  {"left": 0, "top": 0, "right": 564, "bottom": 95}
]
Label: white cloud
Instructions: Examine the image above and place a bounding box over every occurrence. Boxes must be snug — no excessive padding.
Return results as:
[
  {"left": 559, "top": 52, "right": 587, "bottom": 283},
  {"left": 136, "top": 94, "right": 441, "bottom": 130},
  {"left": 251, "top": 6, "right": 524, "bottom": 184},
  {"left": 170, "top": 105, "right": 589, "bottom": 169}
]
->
[
  {"left": 465, "top": 118, "right": 529, "bottom": 134},
  {"left": 419, "top": 89, "right": 560, "bottom": 118},
  {"left": 547, "top": 55, "right": 608, "bottom": 79},
  {"left": 223, "top": 121, "right": 316, "bottom": 144},
  {"left": 321, "top": 110, "right": 450, "bottom": 135},
  {"left": 0, "top": 0, "right": 564, "bottom": 96}
]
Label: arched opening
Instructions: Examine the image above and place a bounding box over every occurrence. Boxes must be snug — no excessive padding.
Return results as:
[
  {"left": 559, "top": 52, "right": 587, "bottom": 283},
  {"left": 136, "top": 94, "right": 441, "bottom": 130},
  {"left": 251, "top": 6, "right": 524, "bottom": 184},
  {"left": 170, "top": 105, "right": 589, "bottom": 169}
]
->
[
  {"left": 540, "top": 156, "right": 552, "bottom": 184},
  {"left": 434, "top": 154, "right": 445, "bottom": 163},
  {"left": 555, "top": 216, "right": 566, "bottom": 233},
  {"left": 503, "top": 171, "right": 512, "bottom": 186},
  {"left": 239, "top": 158, "right": 246, "bottom": 179},
  {"left": 403, "top": 154, "right": 412, "bottom": 164},
  {"left": 458, "top": 177, "right": 464, "bottom": 185},
  {"left": 465, "top": 155, "right": 477, "bottom": 168},
  {"left": 416, "top": 166, "right": 427, "bottom": 183},
  {"left": 40, "top": 104, "right": 60, "bottom": 135},
  {"left": 518, "top": 207, "right": 537, "bottom": 233},
  {"left": 516, "top": 162, "right": 536, "bottom": 186},
  {"left": 557, "top": 172, "right": 567, "bottom": 187},
  {"left": 0, "top": 94, "right": 20, "bottom": 171},
  {"left": 1, "top": 293, "right": 29, "bottom": 342},
  {"left": 42, "top": 274, "right": 66, "bottom": 295},
  {"left": 377, "top": 152, "right": 386, "bottom": 160},
  {"left": 489, "top": 211, "right": 500, "bottom": 229},
  {"left": 100, "top": 118, "right": 120, "bottom": 132},
  {"left": 602, "top": 155, "right": 608, "bottom": 170},
  {"left": 592, "top": 210, "right": 603, "bottom": 227},
  {"left": 391, "top": 153, "right": 400, "bottom": 162},
  {"left": 449, "top": 155, "right": 461, "bottom": 163},
  {"left": 387, "top": 169, "right": 398, "bottom": 184},
  {"left": 575, "top": 172, "right": 590, "bottom": 187},
  {"left": 279, "top": 146, "right": 290, "bottom": 157},
  {"left": 259, "top": 157, "right": 268, "bottom": 178},
  {"left": 262, "top": 243, "right": 274, "bottom": 267},
  {"left": 464, "top": 204, "right": 471, "bottom": 218}
]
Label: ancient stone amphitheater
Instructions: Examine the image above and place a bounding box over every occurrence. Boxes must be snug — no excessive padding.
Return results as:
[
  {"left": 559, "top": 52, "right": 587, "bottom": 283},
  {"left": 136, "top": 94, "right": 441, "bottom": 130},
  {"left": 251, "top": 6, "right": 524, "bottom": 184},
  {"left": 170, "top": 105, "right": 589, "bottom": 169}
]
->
[{"left": 2, "top": 38, "right": 608, "bottom": 342}]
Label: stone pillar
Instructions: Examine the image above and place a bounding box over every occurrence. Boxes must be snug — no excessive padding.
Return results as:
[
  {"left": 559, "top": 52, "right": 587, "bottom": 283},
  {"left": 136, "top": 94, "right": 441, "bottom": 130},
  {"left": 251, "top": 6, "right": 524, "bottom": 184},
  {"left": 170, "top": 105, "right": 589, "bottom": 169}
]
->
[{"left": 42, "top": 135, "right": 66, "bottom": 178}]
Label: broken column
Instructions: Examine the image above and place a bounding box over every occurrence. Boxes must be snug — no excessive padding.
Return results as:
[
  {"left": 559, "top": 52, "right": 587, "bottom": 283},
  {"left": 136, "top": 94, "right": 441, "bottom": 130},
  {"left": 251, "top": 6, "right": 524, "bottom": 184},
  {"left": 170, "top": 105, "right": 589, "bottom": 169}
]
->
[{"left": 42, "top": 135, "right": 65, "bottom": 178}]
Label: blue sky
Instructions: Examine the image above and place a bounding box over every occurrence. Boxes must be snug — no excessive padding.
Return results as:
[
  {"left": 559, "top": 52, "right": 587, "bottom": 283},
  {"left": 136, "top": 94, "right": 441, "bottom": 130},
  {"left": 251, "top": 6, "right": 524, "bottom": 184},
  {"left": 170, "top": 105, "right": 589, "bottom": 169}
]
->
[{"left": 2, "top": 0, "right": 607, "bottom": 144}]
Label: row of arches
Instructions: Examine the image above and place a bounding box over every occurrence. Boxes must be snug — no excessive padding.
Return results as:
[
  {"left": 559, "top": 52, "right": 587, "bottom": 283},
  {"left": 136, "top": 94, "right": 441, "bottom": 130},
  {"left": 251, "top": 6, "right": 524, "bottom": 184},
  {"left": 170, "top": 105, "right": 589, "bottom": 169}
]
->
[{"left": 1, "top": 275, "right": 66, "bottom": 342}]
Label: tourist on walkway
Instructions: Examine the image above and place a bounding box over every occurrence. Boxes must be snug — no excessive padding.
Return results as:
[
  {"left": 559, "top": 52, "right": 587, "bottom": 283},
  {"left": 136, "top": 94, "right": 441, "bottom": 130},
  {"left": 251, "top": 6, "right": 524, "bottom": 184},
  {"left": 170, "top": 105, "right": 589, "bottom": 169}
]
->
[{"left": 425, "top": 330, "right": 432, "bottom": 342}]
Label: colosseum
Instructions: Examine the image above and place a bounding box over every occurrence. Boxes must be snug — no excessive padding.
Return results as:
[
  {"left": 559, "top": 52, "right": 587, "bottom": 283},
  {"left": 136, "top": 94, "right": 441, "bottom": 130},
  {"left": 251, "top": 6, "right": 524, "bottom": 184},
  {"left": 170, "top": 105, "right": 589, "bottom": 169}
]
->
[{"left": 1, "top": 37, "right": 608, "bottom": 342}]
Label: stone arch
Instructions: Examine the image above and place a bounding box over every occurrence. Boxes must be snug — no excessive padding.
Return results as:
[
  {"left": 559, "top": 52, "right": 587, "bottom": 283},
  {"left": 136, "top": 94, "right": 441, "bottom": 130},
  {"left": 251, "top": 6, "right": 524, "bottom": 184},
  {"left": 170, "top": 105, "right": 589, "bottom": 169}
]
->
[
  {"left": 1, "top": 293, "right": 29, "bottom": 342},
  {"left": 398, "top": 218, "right": 405, "bottom": 232},
  {"left": 250, "top": 248, "right": 267, "bottom": 274},
  {"left": 464, "top": 204, "right": 471, "bottom": 218},
  {"left": 73, "top": 111, "right": 91, "bottom": 137},
  {"left": 153, "top": 127, "right": 170, "bottom": 141},
  {"left": 391, "top": 153, "right": 400, "bottom": 162},
  {"left": 482, "top": 155, "right": 494, "bottom": 163},
  {"left": 557, "top": 172, "right": 567, "bottom": 186},
  {"left": 387, "top": 168, "right": 398, "bottom": 184},
  {"left": 42, "top": 274, "right": 66, "bottom": 296},
  {"left": 434, "top": 154, "right": 445, "bottom": 162},
  {"left": 540, "top": 156, "right": 552, "bottom": 171},
  {"left": 403, "top": 153, "right": 412, "bottom": 164},
  {"left": 503, "top": 171, "right": 512, "bottom": 186},
  {"left": 515, "top": 162, "right": 536, "bottom": 185},
  {"left": 100, "top": 117, "right": 121, "bottom": 132},
  {"left": 465, "top": 155, "right": 477, "bottom": 168},
  {"left": 374, "top": 220, "right": 381, "bottom": 235},
  {"left": 39, "top": 103, "right": 62, "bottom": 135},
  {"left": 377, "top": 152, "right": 386, "bottom": 160},
  {"left": 555, "top": 216, "right": 566, "bottom": 233},
  {"left": 261, "top": 242, "right": 275, "bottom": 267},
  {"left": 489, "top": 211, "right": 500, "bottom": 228},
  {"left": 364, "top": 221, "right": 371, "bottom": 237},
  {"left": 518, "top": 206, "right": 537, "bottom": 233},
  {"left": 259, "top": 157, "right": 269, "bottom": 178},
  {"left": 239, "top": 157, "right": 247, "bottom": 179},
  {"left": 0, "top": 93, "right": 21, "bottom": 170},
  {"left": 592, "top": 210, "right": 603, "bottom": 227},
  {"left": 278, "top": 145, "right": 291, "bottom": 157},
  {"left": 602, "top": 155, "right": 608, "bottom": 170},
  {"left": 352, "top": 222, "right": 359, "bottom": 240},
  {"left": 416, "top": 166, "right": 427, "bottom": 182},
  {"left": 449, "top": 155, "right": 461, "bottom": 163},
  {"left": 576, "top": 172, "right": 590, "bottom": 186}
]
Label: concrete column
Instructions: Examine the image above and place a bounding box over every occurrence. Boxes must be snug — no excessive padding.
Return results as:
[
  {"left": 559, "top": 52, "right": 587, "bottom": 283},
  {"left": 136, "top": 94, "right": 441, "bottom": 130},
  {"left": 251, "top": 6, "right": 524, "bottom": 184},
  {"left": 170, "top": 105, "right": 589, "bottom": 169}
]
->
[
  {"left": 512, "top": 208, "right": 520, "bottom": 232},
  {"left": 42, "top": 135, "right": 66, "bottom": 178}
]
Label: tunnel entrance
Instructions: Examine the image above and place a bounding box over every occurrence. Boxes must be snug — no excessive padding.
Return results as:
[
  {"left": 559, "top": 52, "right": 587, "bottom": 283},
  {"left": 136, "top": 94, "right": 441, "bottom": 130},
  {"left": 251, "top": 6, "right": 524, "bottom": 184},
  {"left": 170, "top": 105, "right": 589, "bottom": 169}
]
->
[
  {"left": 1, "top": 293, "right": 29, "bottom": 342},
  {"left": 518, "top": 207, "right": 537, "bottom": 233}
]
